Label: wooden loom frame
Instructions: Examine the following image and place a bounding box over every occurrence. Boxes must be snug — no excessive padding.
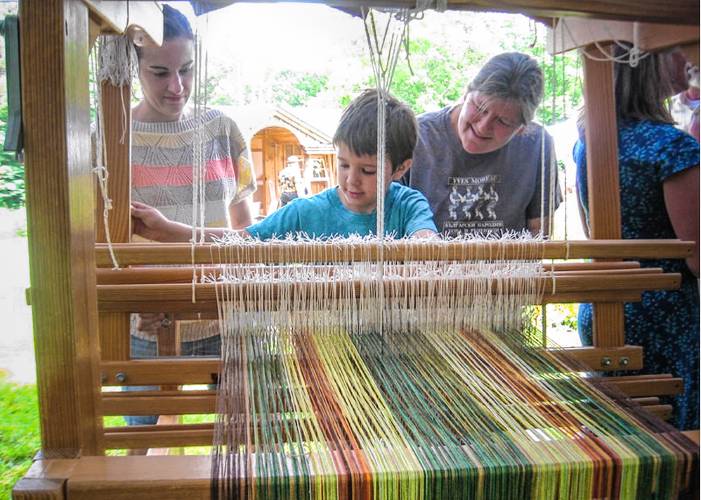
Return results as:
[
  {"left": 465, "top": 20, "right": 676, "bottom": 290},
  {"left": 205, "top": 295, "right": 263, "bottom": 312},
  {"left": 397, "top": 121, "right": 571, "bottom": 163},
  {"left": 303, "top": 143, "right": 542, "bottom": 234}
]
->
[{"left": 12, "top": 0, "right": 699, "bottom": 498}]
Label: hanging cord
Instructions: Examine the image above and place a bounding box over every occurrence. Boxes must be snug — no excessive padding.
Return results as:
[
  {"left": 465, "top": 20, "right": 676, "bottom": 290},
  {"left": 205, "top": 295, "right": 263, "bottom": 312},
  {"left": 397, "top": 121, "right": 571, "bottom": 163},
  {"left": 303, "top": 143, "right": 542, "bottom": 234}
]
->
[
  {"left": 537, "top": 22, "right": 546, "bottom": 240},
  {"left": 93, "top": 34, "right": 137, "bottom": 270},
  {"left": 363, "top": 5, "right": 425, "bottom": 237},
  {"left": 97, "top": 34, "right": 137, "bottom": 143},
  {"left": 540, "top": 21, "right": 558, "bottom": 340},
  {"left": 557, "top": 18, "right": 568, "bottom": 243},
  {"left": 557, "top": 18, "right": 650, "bottom": 67},
  {"left": 362, "top": 4, "right": 421, "bottom": 340},
  {"left": 191, "top": 15, "right": 210, "bottom": 302},
  {"left": 363, "top": 0, "right": 438, "bottom": 203},
  {"left": 549, "top": 20, "right": 559, "bottom": 300}
]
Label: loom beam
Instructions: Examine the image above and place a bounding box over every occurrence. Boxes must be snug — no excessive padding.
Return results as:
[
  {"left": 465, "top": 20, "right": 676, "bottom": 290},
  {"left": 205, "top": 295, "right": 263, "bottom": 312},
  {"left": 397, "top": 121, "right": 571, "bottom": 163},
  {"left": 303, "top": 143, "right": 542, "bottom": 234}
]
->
[{"left": 95, "top": 239, "right": 694, "bottom": 266}]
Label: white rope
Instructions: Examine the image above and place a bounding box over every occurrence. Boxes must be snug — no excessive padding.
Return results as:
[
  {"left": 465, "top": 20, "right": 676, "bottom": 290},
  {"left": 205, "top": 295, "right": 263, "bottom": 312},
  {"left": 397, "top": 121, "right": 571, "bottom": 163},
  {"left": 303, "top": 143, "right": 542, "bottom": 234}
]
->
[
  {"left": 538, "top": 22, "right": 546, "bottom": 240},
  {"left": 559, "top": 18, "right": 568, "bottom": 242},
  {"left": 97, "top": 34, "right": 138, "bottom": 87},
  {"left": 97, "top": 35, "right": 137, "bottom": 145},
  {"left": 557, "top": 18, "right": 651, "bottom": 66},
  {"left": 362, "top": 4, "right": 421, "bottom": 339},
  {"left": 92, "top": 35, "right": 138, "bottom": 270},
  {"left": 191, "top": 16, "right": 210, "bottom": 303}
]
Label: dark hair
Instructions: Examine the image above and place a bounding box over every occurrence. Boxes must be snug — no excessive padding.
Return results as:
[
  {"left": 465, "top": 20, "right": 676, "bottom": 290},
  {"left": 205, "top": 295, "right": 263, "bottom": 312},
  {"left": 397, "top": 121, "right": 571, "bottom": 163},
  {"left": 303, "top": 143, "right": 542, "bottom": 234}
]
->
[
  {"left": 333, "top": 89, "right": 417, "bottom": 172},
  {"left": 135, "top": 5, "right": 193, "bottom": 59},
  {"left": 467, "top": 52, "right": 543, "bottom": 125},
  {"left": 613, "top": 44, "right": 676, "bottom": 123}
]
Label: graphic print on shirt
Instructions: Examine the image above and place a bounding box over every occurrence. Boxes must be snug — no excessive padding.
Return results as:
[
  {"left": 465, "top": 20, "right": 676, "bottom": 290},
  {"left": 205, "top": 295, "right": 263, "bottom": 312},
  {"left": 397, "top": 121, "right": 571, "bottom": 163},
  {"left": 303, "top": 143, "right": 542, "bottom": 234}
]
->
[{"left": 444, "top": 175, "right": 502, "bottom": 234}]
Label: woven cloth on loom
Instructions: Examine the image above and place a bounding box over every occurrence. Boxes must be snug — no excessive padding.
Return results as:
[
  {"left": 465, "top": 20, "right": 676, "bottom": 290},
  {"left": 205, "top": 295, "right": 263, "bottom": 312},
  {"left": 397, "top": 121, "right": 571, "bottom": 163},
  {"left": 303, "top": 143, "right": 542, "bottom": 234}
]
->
[{"left": 208, "top": 237, "right": 698, "bottom": 500}]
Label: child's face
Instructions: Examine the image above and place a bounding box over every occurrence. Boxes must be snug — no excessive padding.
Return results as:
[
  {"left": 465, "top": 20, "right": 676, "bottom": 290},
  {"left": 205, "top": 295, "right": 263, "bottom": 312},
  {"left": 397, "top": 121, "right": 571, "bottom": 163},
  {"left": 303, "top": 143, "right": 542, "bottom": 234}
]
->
[{"left": 336, "top": 143, "right": 409, "bottom": 214}]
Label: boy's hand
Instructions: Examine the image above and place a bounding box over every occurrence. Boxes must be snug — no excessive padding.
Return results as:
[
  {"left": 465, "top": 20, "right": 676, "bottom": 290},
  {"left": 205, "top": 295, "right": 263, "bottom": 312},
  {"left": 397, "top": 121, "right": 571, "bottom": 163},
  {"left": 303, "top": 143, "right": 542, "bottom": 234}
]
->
[{"left": 131, "top": 201, "right": 191, "bottom": 242}]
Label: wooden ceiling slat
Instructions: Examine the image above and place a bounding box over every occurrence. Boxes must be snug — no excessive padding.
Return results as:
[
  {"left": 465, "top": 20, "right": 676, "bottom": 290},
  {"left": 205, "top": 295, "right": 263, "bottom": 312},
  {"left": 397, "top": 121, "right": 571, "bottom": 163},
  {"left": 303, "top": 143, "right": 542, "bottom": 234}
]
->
[{"left": 191, "top": 0, "right": 698, "bottom": 26}]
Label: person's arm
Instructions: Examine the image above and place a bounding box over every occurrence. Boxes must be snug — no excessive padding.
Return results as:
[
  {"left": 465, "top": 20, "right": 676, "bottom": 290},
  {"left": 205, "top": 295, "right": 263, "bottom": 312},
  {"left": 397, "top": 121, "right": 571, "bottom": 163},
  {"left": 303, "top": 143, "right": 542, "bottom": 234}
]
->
[
  {"left": 576, "top": 199, "right": 590, "bottom": 239},
  {"left": 663, "top": 165, "right": 699, "bottom": 277},
  {"left": 131, "top": 201, "right": 248, "bottom": 242},
  {"left": 226, "top": 115, "right": 257, "bottom": 222},
  {"left": 398, "top": 183, "right": 439, "bottom": 238},
  {"left": 527, "top": 216, "right": 550, "bottom": 238},
  {"left": 229, "top": 198, "right": 253, "bottom": 229},
  {"left": 526, "top": 130, "right": 559, "bottom": 239}
]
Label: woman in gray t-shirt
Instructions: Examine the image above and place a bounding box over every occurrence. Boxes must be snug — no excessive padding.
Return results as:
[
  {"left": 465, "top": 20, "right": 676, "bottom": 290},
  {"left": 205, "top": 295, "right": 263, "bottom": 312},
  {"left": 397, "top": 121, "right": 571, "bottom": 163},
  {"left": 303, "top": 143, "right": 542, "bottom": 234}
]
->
[{"left": 405, "top": 52, "right": 561, "bottom": 237}]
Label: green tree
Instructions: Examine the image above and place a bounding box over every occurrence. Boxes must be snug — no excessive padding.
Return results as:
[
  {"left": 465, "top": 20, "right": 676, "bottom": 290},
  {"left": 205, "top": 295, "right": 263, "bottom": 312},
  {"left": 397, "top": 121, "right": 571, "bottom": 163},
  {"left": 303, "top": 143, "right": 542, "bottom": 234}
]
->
[
  {"left": 355, "top": 17, "right": 583, "bottom": 123},
  {"left": 500, "top": 21, "right": 583, "bottom": 125},
  {"left": 271, "top": 70, "right": 329, "bottom": 107},
  {"left": 0, "top": 104, "right": 24, "bottom": 209}
]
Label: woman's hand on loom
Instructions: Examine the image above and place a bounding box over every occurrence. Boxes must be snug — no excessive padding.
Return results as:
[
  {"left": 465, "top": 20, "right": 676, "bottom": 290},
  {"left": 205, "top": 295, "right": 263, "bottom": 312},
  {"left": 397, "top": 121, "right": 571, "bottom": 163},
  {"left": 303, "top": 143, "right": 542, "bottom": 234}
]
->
[{"left": 131, "top": 201, "right": 193, "bottom": 242}]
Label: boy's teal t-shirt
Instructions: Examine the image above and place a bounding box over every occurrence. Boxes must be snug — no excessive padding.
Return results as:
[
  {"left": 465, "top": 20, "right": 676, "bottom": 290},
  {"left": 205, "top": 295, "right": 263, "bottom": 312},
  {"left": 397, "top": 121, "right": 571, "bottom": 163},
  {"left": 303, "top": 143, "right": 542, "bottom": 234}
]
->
[{"left": 247, "top": 182, "right": 437, "bottom": 239}]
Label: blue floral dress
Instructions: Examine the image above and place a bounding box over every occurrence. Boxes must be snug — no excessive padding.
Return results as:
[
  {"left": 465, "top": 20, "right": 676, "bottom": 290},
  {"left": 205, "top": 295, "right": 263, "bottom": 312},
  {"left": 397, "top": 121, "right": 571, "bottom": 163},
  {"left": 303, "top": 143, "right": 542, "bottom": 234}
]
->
[{"left": 574, "top": 120, "right": 699, "bottom": 430}]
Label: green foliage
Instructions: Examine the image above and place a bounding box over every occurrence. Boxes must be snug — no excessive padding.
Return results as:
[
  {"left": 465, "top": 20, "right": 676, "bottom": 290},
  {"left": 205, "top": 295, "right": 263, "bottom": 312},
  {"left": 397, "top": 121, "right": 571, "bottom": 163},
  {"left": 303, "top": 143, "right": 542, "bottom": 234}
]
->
[
  {"left": 551, "top": 303, "right": 579, "bottom": 332},
  {"left": 194, "top": 71, "right": 234, "bottom": 106},
  {"left": 339, "top": 27, "right": 582, "bottom": 121},
  {"left": 0, "top": 159, "right": 23, "bottom": 209},
  {"left": 521, "top": 304, "right": 545, "bottom": 347},
  {"left": 522, "top": 303, "right": 579, "bottom": 348},
  {"left": 0, "top": 375, "right": 40, "bottom": 498},
  {"left": 0, "top": 104, "right": 24, "bottom": 209},
  {"left": 380, "top": 38, "right": 474, "bottom": 114},
  {"left": 503, "top": 28, "right": 583, "bottom": 125},
  {"left": 271, "top": 70, "right": 329, "bottom": 107}
]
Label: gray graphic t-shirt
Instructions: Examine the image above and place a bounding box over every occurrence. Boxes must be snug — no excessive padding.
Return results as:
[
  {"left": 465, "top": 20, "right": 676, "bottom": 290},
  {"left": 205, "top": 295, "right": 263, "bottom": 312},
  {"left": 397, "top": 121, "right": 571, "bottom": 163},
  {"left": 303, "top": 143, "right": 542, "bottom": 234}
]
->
[{"left": 406, "top": 106, "right": 561, "bottom": 236}]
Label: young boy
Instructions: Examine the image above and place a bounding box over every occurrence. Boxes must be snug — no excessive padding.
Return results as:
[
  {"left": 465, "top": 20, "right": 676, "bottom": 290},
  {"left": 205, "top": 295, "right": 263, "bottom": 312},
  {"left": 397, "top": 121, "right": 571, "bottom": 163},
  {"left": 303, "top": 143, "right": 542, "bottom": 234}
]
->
[{"left": 132, "top": 89, "right": 437, "bottom": 241}]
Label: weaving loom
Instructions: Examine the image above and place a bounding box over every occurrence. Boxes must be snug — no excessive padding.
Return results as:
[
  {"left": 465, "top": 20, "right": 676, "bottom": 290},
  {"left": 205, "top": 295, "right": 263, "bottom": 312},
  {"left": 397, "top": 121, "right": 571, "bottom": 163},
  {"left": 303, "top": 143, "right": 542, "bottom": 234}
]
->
[
  {"left": 12, "top": 1, "right": 700, "bottom": 499},
  {"left": 203, "top": 237, "right": 694, "bottom": 499}
]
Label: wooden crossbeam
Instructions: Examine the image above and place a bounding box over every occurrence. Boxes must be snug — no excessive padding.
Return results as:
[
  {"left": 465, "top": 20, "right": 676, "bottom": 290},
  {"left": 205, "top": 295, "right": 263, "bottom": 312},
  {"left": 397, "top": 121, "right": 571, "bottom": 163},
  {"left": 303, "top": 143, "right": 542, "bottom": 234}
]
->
[{"left": 95, "top": 240, "right": 694, "bottom": 266}]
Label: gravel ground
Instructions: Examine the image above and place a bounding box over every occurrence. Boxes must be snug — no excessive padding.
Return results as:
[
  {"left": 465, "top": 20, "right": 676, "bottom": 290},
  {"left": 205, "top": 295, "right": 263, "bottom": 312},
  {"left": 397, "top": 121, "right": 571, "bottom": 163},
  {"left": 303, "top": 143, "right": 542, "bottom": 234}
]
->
[{"left": 0, "top": 208, "right": 34, "bottom": 384}]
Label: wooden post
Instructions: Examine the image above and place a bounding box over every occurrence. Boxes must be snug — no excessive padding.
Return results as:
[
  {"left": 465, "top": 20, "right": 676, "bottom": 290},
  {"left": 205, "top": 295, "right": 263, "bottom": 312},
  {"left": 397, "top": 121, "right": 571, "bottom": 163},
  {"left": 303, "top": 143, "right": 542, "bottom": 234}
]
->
[
  {"left": 96, "top": 81, "right": 132, "bottom": 362},
  {"left": 95, "top": 82, "right": 131, "bottom": 244},
  {"left": 20, "top": 0, "right": 103, "bottom": 456},
  {"left": 582, "top": 44, "right": 625, "bottom": 348}
]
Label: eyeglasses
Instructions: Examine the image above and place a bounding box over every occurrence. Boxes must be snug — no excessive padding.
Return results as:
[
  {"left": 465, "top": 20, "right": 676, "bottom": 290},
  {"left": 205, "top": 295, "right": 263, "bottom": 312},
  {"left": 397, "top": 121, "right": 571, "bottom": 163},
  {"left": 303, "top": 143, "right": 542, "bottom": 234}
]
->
[{"left": 465, "top": 95, "right": 522, "bottom": 132}]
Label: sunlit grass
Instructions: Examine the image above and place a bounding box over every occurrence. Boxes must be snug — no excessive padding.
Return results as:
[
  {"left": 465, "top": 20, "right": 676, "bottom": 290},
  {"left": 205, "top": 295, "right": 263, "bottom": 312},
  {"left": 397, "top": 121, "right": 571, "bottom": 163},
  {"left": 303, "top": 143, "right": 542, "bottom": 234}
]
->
[{"left": 0, "top": 373, "right": 40, "bottom": 498}]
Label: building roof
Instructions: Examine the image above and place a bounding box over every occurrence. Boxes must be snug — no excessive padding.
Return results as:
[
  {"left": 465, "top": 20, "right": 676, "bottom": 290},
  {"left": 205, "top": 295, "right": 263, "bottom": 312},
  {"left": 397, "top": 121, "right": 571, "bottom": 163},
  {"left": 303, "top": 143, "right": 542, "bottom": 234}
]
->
[{"left": 220, "top": 105, "right": 340, "bottom": 155}]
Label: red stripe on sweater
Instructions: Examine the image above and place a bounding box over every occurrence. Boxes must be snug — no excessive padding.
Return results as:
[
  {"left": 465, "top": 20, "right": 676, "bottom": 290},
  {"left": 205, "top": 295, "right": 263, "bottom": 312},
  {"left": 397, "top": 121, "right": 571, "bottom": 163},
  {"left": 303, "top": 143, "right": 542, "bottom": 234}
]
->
[{"left": 132, "top": 158, "right": 237, "bottom": 188}]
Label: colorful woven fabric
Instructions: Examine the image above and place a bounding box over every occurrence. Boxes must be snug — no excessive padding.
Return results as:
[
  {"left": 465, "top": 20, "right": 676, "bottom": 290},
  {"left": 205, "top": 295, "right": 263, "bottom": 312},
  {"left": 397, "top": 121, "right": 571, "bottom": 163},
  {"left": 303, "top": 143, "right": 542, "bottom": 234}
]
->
[
  {"left": 209, "top": 250, "right": 697, "bottom": 500},
  {"left": 212, "top": 325, "right": 696, "bottom": 499}
]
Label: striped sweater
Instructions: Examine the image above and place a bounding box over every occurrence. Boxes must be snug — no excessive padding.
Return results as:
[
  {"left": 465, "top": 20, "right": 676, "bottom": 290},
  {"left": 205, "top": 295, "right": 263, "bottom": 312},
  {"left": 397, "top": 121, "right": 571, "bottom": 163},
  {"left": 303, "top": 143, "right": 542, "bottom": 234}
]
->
[
  {"left": 132, "top": 108, "right": 255, "bottom": 227},
  {"left": 131, "top": 108, "right": 256, "bottom": 341}
]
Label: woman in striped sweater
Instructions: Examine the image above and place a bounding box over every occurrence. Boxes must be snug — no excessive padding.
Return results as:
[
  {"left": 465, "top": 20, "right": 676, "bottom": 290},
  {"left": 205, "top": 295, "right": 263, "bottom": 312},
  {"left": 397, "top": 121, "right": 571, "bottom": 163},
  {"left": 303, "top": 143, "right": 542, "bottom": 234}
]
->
[{"left": 126, "top": 5, "right": 256, "bottom": 429}]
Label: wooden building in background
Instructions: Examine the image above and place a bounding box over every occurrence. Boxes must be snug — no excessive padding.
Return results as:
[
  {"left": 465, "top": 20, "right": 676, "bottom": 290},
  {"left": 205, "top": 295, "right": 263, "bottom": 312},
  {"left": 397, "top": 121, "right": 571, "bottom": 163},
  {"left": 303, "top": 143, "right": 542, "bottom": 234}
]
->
[{"left": 224, "top": 105, "right": 338, "bottom": 217}]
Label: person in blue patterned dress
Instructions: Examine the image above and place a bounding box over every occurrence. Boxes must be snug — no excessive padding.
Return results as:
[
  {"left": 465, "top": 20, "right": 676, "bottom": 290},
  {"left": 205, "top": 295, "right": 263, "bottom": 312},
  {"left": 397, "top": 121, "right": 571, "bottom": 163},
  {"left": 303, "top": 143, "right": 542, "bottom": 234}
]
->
[{"left": 575, "top": 45, "right": 699, "bottom": 430}]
